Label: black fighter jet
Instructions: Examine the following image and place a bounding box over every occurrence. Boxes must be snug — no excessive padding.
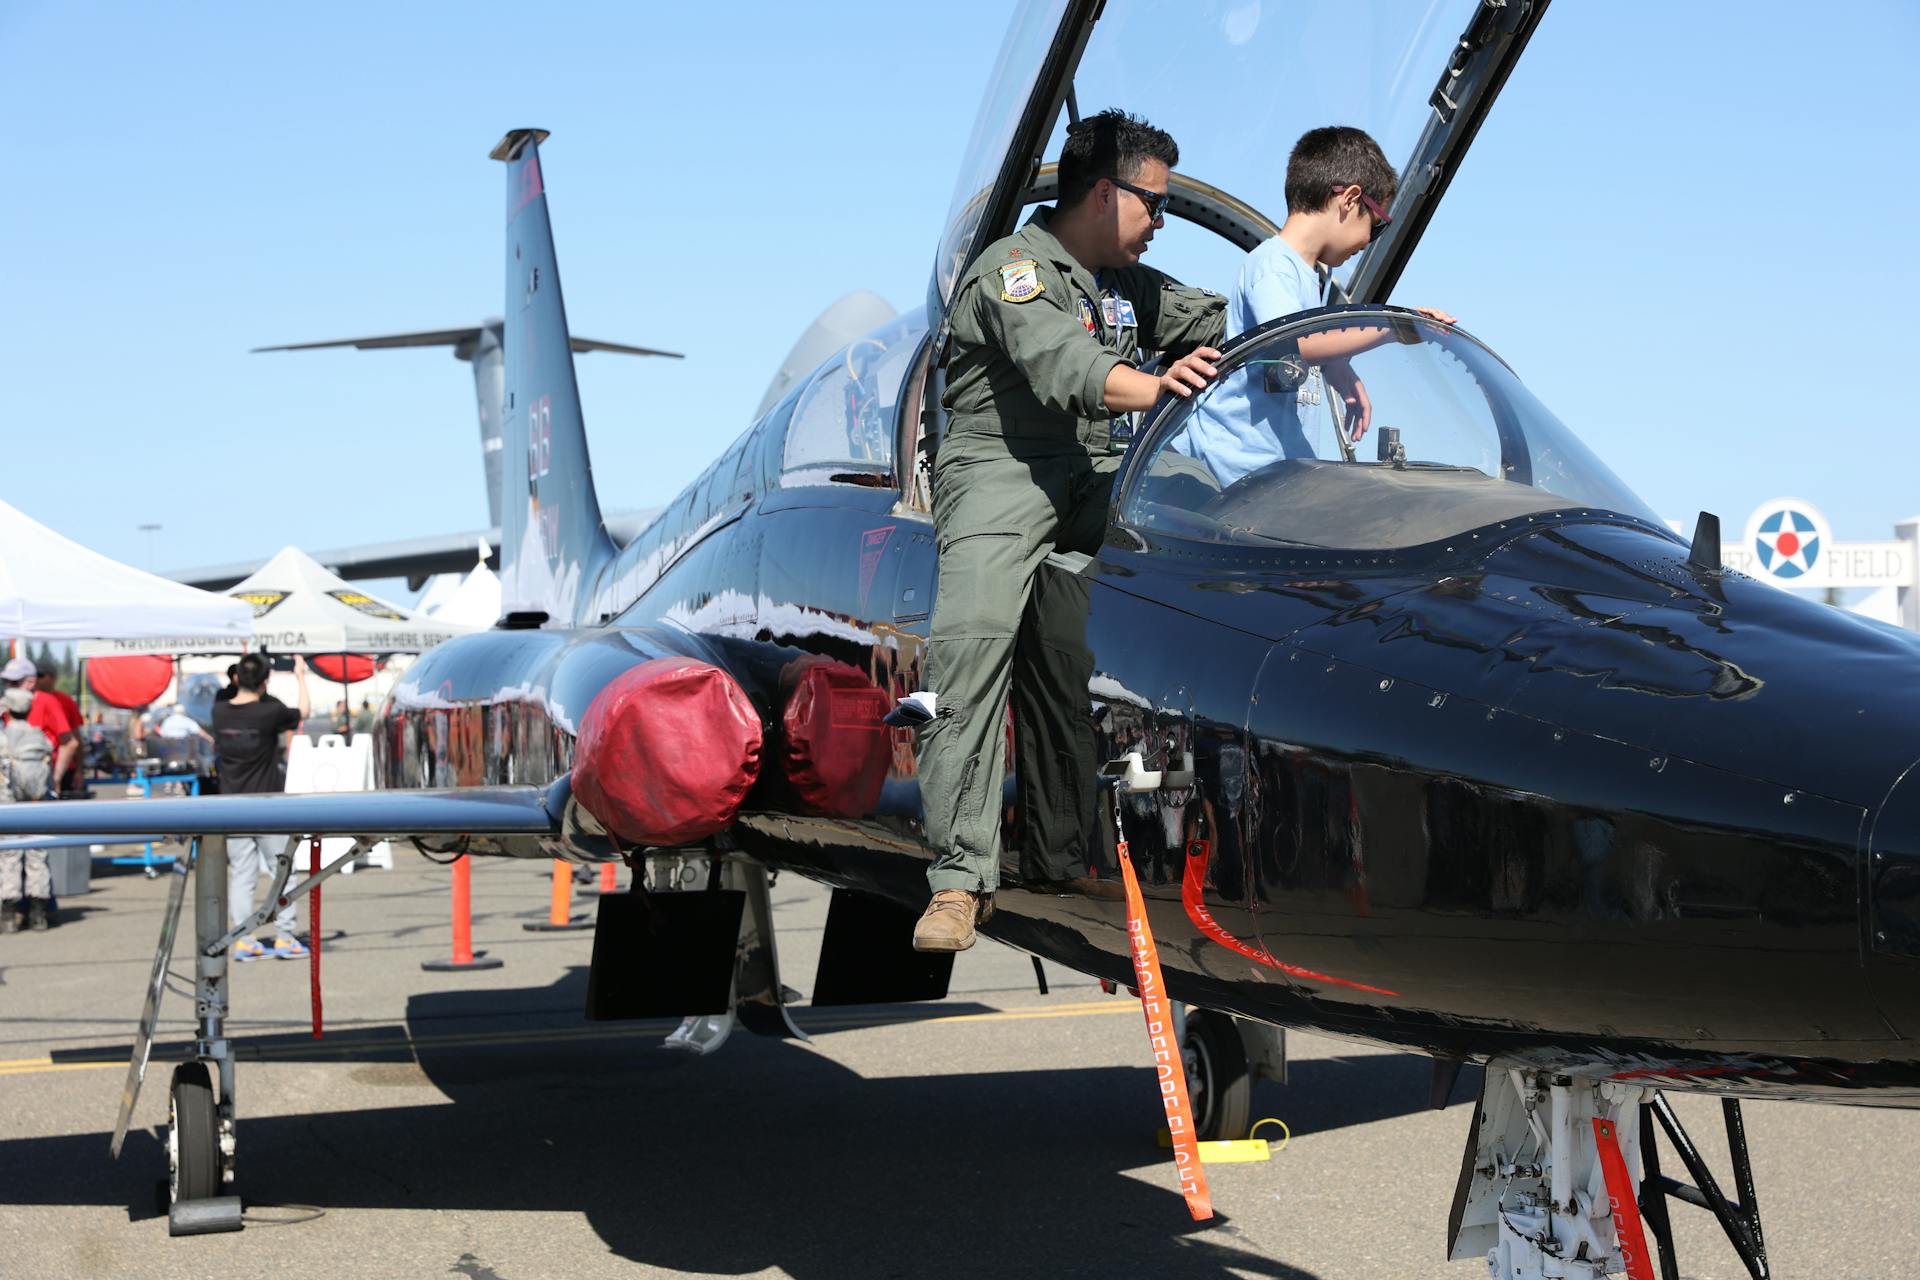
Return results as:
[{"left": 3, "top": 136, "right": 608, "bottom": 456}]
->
[{"left": 12, "top": 3, "right": 1920, "bottom": 1274}]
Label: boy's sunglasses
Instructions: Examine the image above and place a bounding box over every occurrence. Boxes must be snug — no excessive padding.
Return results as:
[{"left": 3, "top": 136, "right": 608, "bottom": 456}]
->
[
  {"left": 1336, "top": 185, "right": 1394, "bottom": 243},
  {"left": 1110, "top": 176, "right": 1171, "bottom": 220}
]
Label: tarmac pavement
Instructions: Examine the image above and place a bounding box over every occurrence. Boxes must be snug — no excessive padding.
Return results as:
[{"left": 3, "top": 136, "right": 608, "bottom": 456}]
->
[{"left": 0, "top": 844, "right": 1912, "bottom": 1279}]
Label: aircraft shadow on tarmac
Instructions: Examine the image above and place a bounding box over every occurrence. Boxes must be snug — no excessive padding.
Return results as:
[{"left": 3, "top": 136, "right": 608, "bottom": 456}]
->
[{"left": 21, "top": 966, "right": 1480, "bottom": 1278}]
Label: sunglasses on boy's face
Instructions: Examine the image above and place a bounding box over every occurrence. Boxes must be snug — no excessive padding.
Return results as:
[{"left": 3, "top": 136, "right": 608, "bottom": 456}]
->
[
  {"left": 1334, "top": 185, "right": 1393, "bottom": 243},
  {"left": 1110, "top": 176, "right": 1171, "bottom": 221}
]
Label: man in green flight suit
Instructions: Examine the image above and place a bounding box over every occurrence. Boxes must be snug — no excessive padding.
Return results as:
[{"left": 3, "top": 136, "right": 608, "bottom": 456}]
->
[{"left": 913, "top": 109, "right": 1226, "bottom": 952}]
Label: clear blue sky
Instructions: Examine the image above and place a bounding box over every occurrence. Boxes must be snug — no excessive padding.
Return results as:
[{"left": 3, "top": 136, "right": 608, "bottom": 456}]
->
[{"left": 4, "top": 2, "right": 1916, "bottom": 584}]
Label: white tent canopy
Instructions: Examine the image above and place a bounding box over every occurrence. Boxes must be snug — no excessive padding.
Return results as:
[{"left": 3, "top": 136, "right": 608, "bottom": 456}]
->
[
  {"left": 421, "top": 571, "right": 501, "bottom": 631},
  {"left": 0, "top": 500, "right": 253, "bottom": 643},
  {"left": 416, "top": 541, "right": 502, "bottom": 629},
  {"left": 78, "top": 545, "right": 478, "bottom": 656}
]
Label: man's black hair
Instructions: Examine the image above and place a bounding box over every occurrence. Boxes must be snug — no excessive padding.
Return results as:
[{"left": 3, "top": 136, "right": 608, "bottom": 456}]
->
[
  {"left": 235, "top": 653, "right": 270, "bottom": 692},
  {"left": 1057, "top": 109, "right": 1179, "bottom": 209},
  {"left": 1285, "top": 126, "right": 1397, "bottom": 216}
]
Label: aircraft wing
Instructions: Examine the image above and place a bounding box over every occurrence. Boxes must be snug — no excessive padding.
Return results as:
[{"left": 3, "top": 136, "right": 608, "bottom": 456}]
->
[
  {"left": 0, "top": 784, "right": 564, "bottom": 841},
  {"left": 169, "top": 508, "right": 660, "bottom": 591}
]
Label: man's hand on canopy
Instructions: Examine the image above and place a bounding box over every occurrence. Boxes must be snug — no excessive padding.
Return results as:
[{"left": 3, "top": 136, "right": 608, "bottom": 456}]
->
[{"left": 1156, "top": 347, "right": 1221, "bottom": 401}]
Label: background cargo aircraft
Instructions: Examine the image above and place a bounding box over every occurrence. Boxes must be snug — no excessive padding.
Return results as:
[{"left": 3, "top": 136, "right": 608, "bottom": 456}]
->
[
  {"left": 174, "top": 296, "right": 897, "bottom": 592},
  {"left": 12, "top": 1, "right": 1920, "bottom": 1275}
]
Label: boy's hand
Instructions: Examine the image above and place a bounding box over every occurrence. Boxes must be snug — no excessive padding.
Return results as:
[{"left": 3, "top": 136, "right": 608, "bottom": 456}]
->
[
  {"left": 1325, "top": 360, "right": 1372, "bottom": 442},
  {"left": 1157, "top": 347, "right": 1220, "bottom": 400},
  {"left": 1409, "top": 306, "right": 1456, "bottom": 325}
]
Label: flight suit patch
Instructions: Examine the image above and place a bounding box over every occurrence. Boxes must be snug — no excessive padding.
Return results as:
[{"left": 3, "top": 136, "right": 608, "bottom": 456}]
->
[
  {"left": 1078, "top": 297, "right": 1096, "bottom": 332},
  {"left": 999, "top": 259, "right": 1043, "bottom": 303}
]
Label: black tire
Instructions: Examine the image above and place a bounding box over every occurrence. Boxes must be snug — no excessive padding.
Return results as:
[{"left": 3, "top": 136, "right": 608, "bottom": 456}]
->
[
  {"left": 169, "top": 1062, "right": 219, "bottom": 1206},
  {"left": 1184, "top": 1011, "right": 1253, "bottom": 1143}
]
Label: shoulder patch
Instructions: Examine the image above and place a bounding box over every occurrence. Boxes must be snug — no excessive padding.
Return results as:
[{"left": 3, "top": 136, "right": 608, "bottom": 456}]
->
[{"left": 999, "top": 259, "right": 1044, "bottom": 303}]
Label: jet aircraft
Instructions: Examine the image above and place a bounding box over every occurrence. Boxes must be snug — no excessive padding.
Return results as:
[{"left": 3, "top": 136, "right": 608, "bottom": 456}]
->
[{"left": 14, "top": 2, "right": 1920, "bottom": 1275}]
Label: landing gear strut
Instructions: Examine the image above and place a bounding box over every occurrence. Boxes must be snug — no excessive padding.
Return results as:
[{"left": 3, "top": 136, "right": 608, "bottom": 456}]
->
[
  {"left": 1450, "top": 1066, "right": 1772, "bottom": 1280},
  {"left": 1640, "top": 1094, "right": 1771, "bottom": 1280},
  {"left": 108, "top": 832, "right": 356, "bottom": 1235}
]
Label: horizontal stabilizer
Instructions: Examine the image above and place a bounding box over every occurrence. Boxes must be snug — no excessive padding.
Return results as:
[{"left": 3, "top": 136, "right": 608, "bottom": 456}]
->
[
  {"left": 253, "top": 328, "right": 681, "bottom": 359},
  {"left": 0, "top": 784, "right": 564, "bottom": 840}
]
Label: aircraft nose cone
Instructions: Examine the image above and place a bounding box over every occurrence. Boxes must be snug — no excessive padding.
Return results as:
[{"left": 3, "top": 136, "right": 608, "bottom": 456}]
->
[{"left": 1870, "top": 759, "right": 1920, "bottom": 961}]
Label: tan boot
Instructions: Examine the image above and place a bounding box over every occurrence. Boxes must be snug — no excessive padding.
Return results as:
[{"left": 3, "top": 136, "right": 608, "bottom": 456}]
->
[{"left": 913, "top": 889, "right": 992, "bottom": 953}]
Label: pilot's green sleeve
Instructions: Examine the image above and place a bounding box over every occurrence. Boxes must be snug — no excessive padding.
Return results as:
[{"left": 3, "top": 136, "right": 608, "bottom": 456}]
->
[
  {"left": 964, "top": 276, "right": 1126, "bottom": 418},
  {"left": 1139, "top": 280, "right": 1227, "bottom": 357}
]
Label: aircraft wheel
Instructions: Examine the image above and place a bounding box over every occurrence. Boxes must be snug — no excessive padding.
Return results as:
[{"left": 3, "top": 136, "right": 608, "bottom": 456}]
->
[
  {"left": 1183, "top": 1011, "right": 1252, "bottom": 1143},
  {"left": 169, "top": 1062, "right": 219, "bottom": 1206}
]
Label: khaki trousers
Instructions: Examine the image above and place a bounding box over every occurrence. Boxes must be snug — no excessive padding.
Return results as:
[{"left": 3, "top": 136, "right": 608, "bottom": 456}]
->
[{"left": 918, "top": 419, "right": 1117, "bottom": 893}]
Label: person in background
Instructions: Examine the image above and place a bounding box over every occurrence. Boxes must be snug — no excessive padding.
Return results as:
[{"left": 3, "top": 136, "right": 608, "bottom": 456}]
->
[
  {"left": 0, "top": 680, "right": 56, "bottom": 930},
  {"left": 214, "top": 663, "right": 240, "bottom": 704},
  {"left": 1, "top": 659, "right": 76, "bottom": 800},
  {"left": 35, "top": 666, "right": 84, "bottom": 795},
  {"left": 157, "top": 703, "right": 211, "bottom": 741},
  {"left": 331, "top": 699, "right": 353, "bottom": 742},
  {"left": 212, "top": 653, "right": 312, "bottom": 961}
]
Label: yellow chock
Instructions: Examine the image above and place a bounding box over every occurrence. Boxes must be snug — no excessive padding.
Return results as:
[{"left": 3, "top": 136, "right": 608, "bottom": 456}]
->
[{"left": 1156, "top": 1118, "right": 1289, "bottom": 1164}]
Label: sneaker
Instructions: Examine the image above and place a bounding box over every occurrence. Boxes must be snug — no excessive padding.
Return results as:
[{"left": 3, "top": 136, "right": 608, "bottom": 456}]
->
[
  {"left": 272, "top": 936, "right": 310, "bottom": 960},
  {"left": 233, "top": 936, "right": 268, "bottom": 962}
]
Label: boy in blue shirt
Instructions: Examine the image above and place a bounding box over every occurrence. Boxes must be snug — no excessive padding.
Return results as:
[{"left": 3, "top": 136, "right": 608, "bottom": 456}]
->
[{"left": 1174, "top": 126, "right": 1454, "bottom": 484}]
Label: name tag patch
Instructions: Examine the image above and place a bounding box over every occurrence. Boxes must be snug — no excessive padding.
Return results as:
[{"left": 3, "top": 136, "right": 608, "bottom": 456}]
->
[
  {"left": 1117, "top": 298, "right": 1137, "bottom": 327},
  {"left": 1000, "top": 259, "right": 1043, "bottom": 303}
]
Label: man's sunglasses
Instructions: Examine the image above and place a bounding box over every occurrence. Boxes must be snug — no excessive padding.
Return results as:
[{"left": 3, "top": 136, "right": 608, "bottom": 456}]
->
[
  {"left": 1335, "top": 185, "right": 1393, "bottom": 243},
  {"left": 1110, "top": 176, "right": 1171, "bottom": 220}
]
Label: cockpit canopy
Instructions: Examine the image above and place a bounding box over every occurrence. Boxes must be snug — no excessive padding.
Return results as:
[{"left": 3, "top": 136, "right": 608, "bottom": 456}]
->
[{"left": 1119, "top": 307, "right": 1660, "bottom": 553}]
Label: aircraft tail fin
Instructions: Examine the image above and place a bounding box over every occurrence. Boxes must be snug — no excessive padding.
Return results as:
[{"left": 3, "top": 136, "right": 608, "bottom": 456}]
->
[{"left": 493, "top": 129, "right": 619, "bottom": 625}]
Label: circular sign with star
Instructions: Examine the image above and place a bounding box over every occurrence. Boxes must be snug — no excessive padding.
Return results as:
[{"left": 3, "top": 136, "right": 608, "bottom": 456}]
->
[{"left": 1742, "top": 497, "right": 1832, "bottom": 582}]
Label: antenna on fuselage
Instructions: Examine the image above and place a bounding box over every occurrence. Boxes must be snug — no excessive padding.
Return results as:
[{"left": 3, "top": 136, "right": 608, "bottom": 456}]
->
[{"left": 1688, "top": 511, "right": 1723, "bottom": 571}]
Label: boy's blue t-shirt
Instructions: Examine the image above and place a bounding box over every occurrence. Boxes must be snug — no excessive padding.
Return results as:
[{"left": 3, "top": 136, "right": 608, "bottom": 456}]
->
[{"left": 1171, "top": 235, "right": 1326, "bottom": 485}]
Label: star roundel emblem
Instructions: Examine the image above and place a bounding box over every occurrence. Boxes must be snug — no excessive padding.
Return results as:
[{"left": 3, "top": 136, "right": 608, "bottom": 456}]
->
[{"left": 1754, "top": 507, "right": 1821, "bottom": 578}]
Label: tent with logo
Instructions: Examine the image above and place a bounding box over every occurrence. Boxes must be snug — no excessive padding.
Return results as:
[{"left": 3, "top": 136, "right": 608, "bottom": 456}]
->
[
  {"left": 78, "top": 546, "right": 478, "bottom": 657},
  {"left": 0, "top": 501, "right": 253, "bottom": 644}
]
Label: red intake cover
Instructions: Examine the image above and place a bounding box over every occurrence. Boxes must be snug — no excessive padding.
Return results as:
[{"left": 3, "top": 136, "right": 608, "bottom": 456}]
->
[
  {"left": 780, "top": 658, "right": 890, "bottom": 817},
  {"left": 571, "top": 657, "right": 763, "bottom": 846}
]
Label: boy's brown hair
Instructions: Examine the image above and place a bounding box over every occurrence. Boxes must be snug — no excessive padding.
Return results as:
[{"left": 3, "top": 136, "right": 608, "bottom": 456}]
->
[{"left": 1285, "top": 126, "right": 1397, "bottom": 215}]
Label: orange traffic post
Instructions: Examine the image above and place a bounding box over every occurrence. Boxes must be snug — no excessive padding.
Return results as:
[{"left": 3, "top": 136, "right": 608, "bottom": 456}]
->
[
  {"left": 421, "top": 855, "right": 504, "bottom": 971},
  {"left": 524, "top": 859, "right": 594, "bottom": 932},
  {"left": 594, "top": 862, "right": 618, "bottom": 894}
]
